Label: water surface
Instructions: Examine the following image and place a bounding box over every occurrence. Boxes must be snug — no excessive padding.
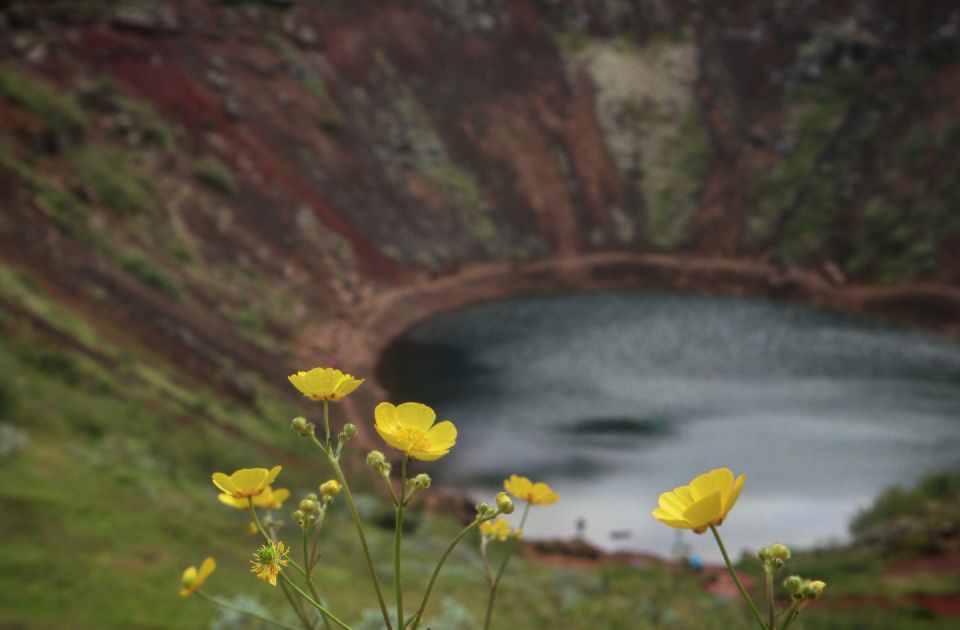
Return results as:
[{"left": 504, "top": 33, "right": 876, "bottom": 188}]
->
[{"left": 378, "top": 292, "right": 960, "bottom": 560}]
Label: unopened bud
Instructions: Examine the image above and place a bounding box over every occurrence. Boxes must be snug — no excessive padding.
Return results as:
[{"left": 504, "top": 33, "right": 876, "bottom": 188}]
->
[
  {"left": 367, "top": 450, "right": 386, "bottom": 471},
  {"left": 783, "top": 575, "right": 803, "bottom": 595},
  {"left": 806, "top": 580, "right": 826, "bottom": 599},
  {"left": 320, "top": 479, "right": 342, "bottom": 496},
  {"left": 299, "top": 499, "right": 318, "bottom": 513},
  {"left": 413, "top": 473, "right": 431, "bottom": 489},
  {"left": 291, "top": 416, "right": 313, "bottom": 437},
  {"left": 495, "top": 492, "right": 515, "bottom": 514},
  {"left": 292, "top": 509, "right": 305, "bottom": 524},
  {"left": 305, "top": 493, "right": 318, "bottom": 502},
  {"left": 340, "top": 423, "right": 358, "bottom": 440}
]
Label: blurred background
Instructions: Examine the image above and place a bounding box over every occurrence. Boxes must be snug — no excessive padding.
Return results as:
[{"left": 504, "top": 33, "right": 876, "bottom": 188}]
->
[{"left": 1, "top": 0, "right": 958, "bottom": 628}]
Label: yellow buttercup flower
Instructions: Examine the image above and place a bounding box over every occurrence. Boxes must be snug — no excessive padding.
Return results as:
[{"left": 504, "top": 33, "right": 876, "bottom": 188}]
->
[
  {"left": 504, "top": 475, "right": 560, "bottom": 505},
  {"left": 652, "top": 467, "right": 745, "bottom": 534},
  {"left": 374, "top": 402, "right": 457, "bottom": 461},
  {"left": 219, "top": 486, "right": 290, "bottom": 510},
  {"left": 479, "top": 519, "right": 511, "bottom": 542},
  {"left": 179, "top": 557, "right": 215, "bottom": 596},
  {"left": 212, "top": 466, "right": 282, "bottom": 500},
  {"left": 250, "top": 541, "right": 289, "bottom": 586},
  {"left": 288, "top": 367, "right": 364, "bottom": 401}
]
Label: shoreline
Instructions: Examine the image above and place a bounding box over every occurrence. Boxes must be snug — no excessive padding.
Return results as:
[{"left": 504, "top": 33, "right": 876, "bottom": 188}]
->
[{"left": 302, "top": 252, "right": 960, "bottom": 403}]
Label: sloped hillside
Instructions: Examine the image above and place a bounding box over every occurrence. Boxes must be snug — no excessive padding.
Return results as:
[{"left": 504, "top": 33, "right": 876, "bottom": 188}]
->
[{"left": 1, "top": 1, "right": 959, "bottom": 626}]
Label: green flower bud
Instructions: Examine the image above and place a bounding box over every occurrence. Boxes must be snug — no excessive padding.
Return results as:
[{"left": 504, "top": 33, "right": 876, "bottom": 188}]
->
[
  {"left": 476, "top": 502, "right": 492, "bottom": 517},
  {"left": 769, "top": 543, "right": 791, "bottom": 562},
  {"left": 340, "top": 423, "right": 358, "bottom": 440},
  {"left": 292, "top": 509, "right": 305, "bottom": 524},
  {"left": 783, "top": 575, "right": 803, "bottom": 595},
  {"left": 413, "top": 473, "right": 431, "bottom": 489},
  {"left": 299, "top": 498, "right": 318, "bottom": 513},
  {"left": 291, "top": 416, "right": 315, "bottom": 437},
  {"left": 495, "top": 492, "right": 515, "bottom": 514},
  {"left": 305, "top": 493, "right": 318, "bottom": 502},
  {"left": 367, "top": 450, "right": 386, "bottom": 471}
]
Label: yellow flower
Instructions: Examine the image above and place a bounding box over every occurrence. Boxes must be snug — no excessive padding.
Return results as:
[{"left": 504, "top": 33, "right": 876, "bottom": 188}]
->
[
  {"left": 179, "top": 557, "right": 215, "bottom": 597},
  {"left": 479, "top": 519, "right": 511, "bottom": 542},
  {"left": 504, "top": 475, "right": 560, "bottom": 505},
  {"left": 652, "top": 467, "right": 745, "bottom": 533},
  {"left": 319, "top": 479, "right": 341, "bottom": 497},
  {"left": 219, "top": 486, "right": 290, "bottom": 510},
  {"left": 250, "top": 541, "right": 289, "bottom": 586},
  {"left": 212, "top": 466, "right": 282, "bottom": 500},
  {"left": 288, "top": 367, "right": 364, "bottom": 401},
  {"left": 374, "top": 402, "right": 457, "bottom": 461}
]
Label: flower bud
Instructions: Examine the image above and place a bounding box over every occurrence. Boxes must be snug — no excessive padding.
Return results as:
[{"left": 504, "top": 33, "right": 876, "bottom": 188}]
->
[
  {"left": 292, "top": 509, "right": 304, "bottom": 524},
  {"left": 299, "top": 498, "right": 318, "bottom": 513},
  {"left": 291, "top": 416, "right": 314, "bottom": 437},
  {"left": 413, "top": 473, "right": 431, "bottom": 489},
  {"left": 181, "top": 571, "right": 196, "bottom": 589},
  {"left": 769, "top": 543, "right": 791, "bottom": 562},
  {"left": 340, "top": 423, "right": 358, "bottom": 440},
  {"left": 783, "top": 575, "right": 803, "bottom": 595},
  {"left": 320, "top": 479, "right": 342, "bottom": 497},
  {"left": 305, "top": 493, "right": 318, "bottom": 502},
  {"left": 302, "top": 512, "right": 315, "bottom": 527},
  {"left": 367, "top": 450, "right": 387, "bottom": 471},
  {"left": 495, "top": 492, "right": 515, "bottom": 514},
  {"left": 475, "top": 502, "right": 491, "bottom": 517},
  {"left": 806, "top": 580, "right": 826, "bottom": 599}
]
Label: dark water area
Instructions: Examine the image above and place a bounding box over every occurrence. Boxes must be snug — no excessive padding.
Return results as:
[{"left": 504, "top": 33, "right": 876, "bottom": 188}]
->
[{"left": 378, "top": 292, "right": 960, "bottom": 559}]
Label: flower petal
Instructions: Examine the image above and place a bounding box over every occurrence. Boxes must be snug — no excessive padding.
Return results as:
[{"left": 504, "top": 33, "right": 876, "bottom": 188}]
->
[
  {"left": 212, "top": 472, "right": 238, "bottom": 495},
  {"left": 652, "top": 508, "right": 692, "bottom": 529},
  {"left": 396, "top": 402, "right": 437, "bottom": 432},
  {"left": 724, "top": 473, "right": 746, "bottom": 517},
  {"left": 198, "top": 557, "right": 216, "bottom": 582},
  {"left": 657, "top": 491, "right": 687, "bottom": 517},
  {"left": 682, "top": 490, "right": 724, "bottom": 530},
  {"left": 424, "top": 420, "right": 456, "bottom": 446}
]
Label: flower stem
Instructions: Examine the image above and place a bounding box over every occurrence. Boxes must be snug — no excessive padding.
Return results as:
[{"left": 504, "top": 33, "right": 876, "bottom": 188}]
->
[
  {"left": 765, "top": 569, "right": 775, "bottom": 630},
  {"left": 410, "top": 511, "right": 501, "bottom": 629},
  {"left": 198, "top": 590, "right": 301, "bottom": 630},
  {"left": 304, "top": 523, "right": 334, "bottom": 630},
  {"left": 309, "top": 430, "right": 393, "bottom": 630},
  {"left": 482, "top": 502, "right": 530, "bottom": 630},
  {"left": 394, "top": 455, "right": 408, "bottom": 629},
  {"left": 280, "top": 571, "right": 353, "bottom": 630},
  {"left": 779, "top": 600, "right": 802, "bottom": 630},
  {"left": 323, "top": 400, "right": 331, "bottom": 448},
  {"left": 710, "top": 525, "right": 769, "bottom": 630}
]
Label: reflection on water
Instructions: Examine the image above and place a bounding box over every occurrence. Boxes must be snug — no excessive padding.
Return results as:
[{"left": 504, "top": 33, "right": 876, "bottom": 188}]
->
[{"left": 377, "top": 292, "right": 960, "bottom": 559}]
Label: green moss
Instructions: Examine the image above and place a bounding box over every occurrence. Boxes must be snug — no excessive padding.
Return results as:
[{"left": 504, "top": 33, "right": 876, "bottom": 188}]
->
[
  {"left": 645, "top": 105, "right": 710, "bottom": 249},
  {"left": 192, "top": 156, "right": 236, "bottom": 196},
  {"left": 745, "top": 65, "right": 869, "bottom": 260},
  {"left": 71, "top": 145, "right": 159, "bottom": 216},
  {"left": 421, "top": 162, "right": 500, "bottom": 255},
  {"left": 117, "top": 254, "right": 181, "bottom": 298},
  {"left": 0, "top": 67, "right": 86, "bottom": 141}
]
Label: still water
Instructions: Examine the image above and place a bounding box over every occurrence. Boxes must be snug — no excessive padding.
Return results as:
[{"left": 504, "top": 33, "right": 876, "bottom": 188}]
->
[{"left": 377, "top": 292, "right": 960, "bottom": 560}]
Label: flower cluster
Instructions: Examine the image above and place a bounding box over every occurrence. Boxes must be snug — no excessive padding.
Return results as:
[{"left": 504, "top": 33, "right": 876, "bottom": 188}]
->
[{"left": 180, "top": 366, "right": 559, "bottom": 630}]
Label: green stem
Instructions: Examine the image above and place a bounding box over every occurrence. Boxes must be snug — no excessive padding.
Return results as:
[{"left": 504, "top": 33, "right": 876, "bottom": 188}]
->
[
  {"left": 323, "top": 399, "right": 331, "bottom": 448},
  {"left": 394, "top": 455, "right": 408, "bottom": 629},
  {"left": 779, "top": 600, "right": 802, "bottom": 630},
  {"left": 765, "top": 569, "right": 775, "bottom": 630},
  {"left": 482, "top": 502, "right": 531, "bottom": 630},
  {"left": 411, "top": 511, "right": 501, "bottom": 630},
  {"left": 198, "top": 590, "right": 301, "bottom": 630},
  {"left": 279, "top": 579, "right": 315, "bottom": 630},
  {"left": 280, "top": 572, "right": 352, "bottom": 630},
  {"left": 303, "top": 524, "right": 334, "bottom": 630},
  {"left": 310, "top": 432, "right": 393, "bottom": 630},
  {"left": 710, "top": 525, "right": 768, "bottom": 630}
]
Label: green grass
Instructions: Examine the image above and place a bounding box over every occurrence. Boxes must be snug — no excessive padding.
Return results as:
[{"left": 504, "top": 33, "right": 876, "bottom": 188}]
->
[
  {"left": 72, "top": 145, "right": 160, "bottom": 216},
  {"left": 193, "top": 156, "right": 237, "bottom": 196},
  {"left": 0, "top": 66, "right": 86, "bottom": 141}
]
